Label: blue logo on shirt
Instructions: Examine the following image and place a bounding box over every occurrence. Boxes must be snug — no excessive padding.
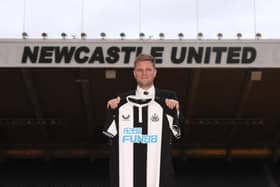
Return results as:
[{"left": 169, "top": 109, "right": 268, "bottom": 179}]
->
[{"left": 122, "top": 127, "right": 158, "bottom": 144}]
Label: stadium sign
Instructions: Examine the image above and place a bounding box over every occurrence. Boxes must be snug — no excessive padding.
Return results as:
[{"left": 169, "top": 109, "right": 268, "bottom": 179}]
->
[{"left": 0, "top": 39, "right": 280, "bottom": 68}]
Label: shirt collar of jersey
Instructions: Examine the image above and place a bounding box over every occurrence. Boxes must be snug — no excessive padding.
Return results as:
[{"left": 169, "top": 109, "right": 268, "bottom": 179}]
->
[
  {"left": 126, "top": 95, "right": 153, "bottom": 108},
  {"left": 136, "top": 85, "right": 155, "bottom": 99}
]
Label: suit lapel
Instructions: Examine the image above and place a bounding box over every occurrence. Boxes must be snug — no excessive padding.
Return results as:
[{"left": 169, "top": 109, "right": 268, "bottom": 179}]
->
[{"left": 155, "top": 88, "right": 161, "bottom": 100}]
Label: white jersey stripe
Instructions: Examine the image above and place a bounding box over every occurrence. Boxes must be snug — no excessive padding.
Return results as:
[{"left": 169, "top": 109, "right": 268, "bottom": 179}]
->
[
  {"left": 119, "top": 104, "right": 134, "bottom": 187},
  {"left": 147, "top": 102, "right": 163, "bottom": 187}
]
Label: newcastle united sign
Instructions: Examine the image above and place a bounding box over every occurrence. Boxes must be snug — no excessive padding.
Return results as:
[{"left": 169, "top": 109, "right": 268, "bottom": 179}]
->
[{"left": 0, "top": 39, "right": 280, "bottom": 68}]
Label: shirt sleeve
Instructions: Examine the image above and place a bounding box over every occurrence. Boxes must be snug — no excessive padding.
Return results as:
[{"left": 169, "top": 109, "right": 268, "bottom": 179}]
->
[
  {"left": 102, "top": 108, "right": 118, "bottom": 138},
  {"left": 162, "top": 90, "right": 186, "bottom": 127},
  {"left": 166, "top": 108, "right": 182, "bottom": 139}
]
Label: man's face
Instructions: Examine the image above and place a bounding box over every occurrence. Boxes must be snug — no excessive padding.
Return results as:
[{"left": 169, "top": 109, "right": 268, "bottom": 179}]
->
[{"left": 133, "top": 60, "right": 157, "bottom": 88}]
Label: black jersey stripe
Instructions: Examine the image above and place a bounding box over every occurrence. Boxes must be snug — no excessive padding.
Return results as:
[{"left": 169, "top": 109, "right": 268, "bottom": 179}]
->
[{"left": 133, "top": 106, "right": 148, "bottom": 187}]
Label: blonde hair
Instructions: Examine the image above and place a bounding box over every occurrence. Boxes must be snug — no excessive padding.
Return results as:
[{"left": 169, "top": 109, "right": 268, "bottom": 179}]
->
[{"left": 134, "top": 54, "right": 156, "bottom": 69}]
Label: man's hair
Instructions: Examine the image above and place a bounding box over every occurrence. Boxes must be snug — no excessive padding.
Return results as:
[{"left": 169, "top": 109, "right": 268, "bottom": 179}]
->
[{"left": 134, "top": 54, "right": 156, "bottom": 69}]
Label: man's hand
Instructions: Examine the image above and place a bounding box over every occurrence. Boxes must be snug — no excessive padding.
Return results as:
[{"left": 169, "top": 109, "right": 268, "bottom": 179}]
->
[
  {"left": 107, "top": 96, "right": 121, "bottom": 109},
  {"left": 107, "top": 97, "right": 179, "bottom": 111},
  {"left": 165, "top": 98, "right": 179, "bottom": 112}
]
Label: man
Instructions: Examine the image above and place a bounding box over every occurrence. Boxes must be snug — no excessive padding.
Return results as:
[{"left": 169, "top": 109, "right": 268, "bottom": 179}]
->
[
  {"left": 103, "top": 54, "right": 183, "bottom": 187},
  {"left": 107, "top": 54, "right": 180, "bottom": 111}
]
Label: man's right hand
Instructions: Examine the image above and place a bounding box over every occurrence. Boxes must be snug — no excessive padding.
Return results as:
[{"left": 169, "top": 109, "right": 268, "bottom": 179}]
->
[{"left": 107, "top": 96, "right": 121, "bottom": 109}]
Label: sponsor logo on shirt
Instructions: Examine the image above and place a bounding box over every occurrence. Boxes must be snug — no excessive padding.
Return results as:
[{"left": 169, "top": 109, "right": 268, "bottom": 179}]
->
[
  {"left": 122, "top": 127, "right": 158, "bottom": 144},
  {"left": 121, "top": 114, "right": 130, "bottom": 121}
]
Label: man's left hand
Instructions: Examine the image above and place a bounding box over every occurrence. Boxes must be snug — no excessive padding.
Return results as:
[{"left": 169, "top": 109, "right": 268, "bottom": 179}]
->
[{"left": 165, "top": 99, "right": 179, "bottom": 112}]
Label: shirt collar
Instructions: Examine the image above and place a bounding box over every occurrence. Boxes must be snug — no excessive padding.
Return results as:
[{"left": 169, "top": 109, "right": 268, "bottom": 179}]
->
[{"left": 136, "top": 85, "right": 155, "bottom": 98}]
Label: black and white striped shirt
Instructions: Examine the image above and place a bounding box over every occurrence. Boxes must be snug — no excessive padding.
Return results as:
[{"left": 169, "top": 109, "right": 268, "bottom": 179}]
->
[{"left": 103, "top": 95, "right": 181, "bottom": 187}]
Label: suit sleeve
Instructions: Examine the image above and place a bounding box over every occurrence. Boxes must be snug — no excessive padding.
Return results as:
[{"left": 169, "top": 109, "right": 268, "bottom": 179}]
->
[{"left": 102, "top": 108, "right": 118, "bottom": 138}]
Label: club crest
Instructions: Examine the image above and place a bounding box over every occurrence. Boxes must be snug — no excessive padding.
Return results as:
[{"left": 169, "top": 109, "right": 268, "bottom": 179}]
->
[{"left": 151, "top": 113, "right": 159, "bottom": 122}]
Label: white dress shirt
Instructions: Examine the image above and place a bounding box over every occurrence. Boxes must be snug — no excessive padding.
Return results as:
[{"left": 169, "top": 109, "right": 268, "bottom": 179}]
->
[{"left": 135, "top": 85, "right": 155, "bottom": 99}]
